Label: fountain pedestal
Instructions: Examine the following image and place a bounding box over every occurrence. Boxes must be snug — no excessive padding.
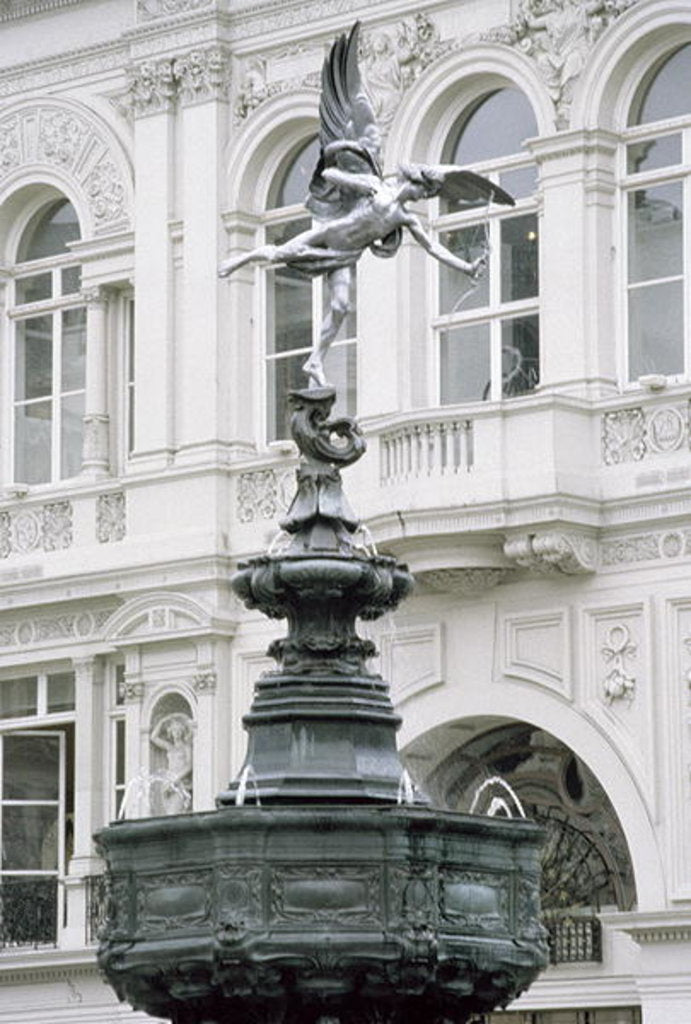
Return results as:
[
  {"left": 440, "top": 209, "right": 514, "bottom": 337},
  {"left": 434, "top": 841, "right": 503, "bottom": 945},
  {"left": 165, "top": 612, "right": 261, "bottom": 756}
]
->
[{"left": 95, "top": 389, "right": 547, "bottom": 1024}]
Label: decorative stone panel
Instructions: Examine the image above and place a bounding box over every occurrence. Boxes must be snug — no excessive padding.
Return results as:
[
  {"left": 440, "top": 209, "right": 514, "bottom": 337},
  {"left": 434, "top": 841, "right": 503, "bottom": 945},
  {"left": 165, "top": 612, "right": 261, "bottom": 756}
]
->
[
  {"left": 0, "top": 501, "right": 73, "bottom": 559},
  {"left": 97, "top": 492, "right": 126, "bottom": 543},
  {"left": 602, "top": 402, "right": 691, "bottom": 465},
  {"left": 379, "top": 623, "right": 443, "bottom": 705},
  {"left": 0, "top": 607, "right": 112, "bottom": 649},
  {"left": 236, "top": 467, "right": 294, "bottom": 523},
  {"left": 501, "top": 609, "right": 570, "bottom": 697}
]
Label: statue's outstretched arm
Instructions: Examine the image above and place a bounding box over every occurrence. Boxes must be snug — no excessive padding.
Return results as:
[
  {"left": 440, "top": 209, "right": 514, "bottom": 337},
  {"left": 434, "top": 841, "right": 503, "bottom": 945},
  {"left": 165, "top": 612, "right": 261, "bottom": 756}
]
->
[
  {"left": 322, "top": 167, "right": 379, "bottom": 195},
  {"left": 406, "top": 216, "right": 485, "bottom": 277}
]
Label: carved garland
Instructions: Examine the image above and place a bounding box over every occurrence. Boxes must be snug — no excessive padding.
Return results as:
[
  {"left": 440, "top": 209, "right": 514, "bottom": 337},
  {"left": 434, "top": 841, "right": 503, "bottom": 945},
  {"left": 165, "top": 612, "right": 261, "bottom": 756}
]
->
[{"left": 0, "top": 104, "right": 129, "bottom": 230}]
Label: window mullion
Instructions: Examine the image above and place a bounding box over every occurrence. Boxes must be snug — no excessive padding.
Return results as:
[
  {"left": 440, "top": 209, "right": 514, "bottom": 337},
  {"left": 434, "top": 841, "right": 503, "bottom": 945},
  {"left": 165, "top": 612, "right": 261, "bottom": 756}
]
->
[{"left": 53, "top": 302, "right": 62, "bottom": 481}]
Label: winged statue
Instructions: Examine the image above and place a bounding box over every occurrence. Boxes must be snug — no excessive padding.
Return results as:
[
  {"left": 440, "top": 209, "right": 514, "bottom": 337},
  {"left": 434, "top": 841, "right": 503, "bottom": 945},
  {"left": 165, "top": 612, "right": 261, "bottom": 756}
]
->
[{"left": 219, "top": 22, "right": 514, "bottom": 388}]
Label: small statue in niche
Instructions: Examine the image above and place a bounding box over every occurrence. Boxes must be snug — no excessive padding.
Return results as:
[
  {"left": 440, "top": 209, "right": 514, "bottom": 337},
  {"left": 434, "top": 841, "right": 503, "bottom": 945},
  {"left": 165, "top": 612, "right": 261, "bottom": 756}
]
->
[
  {"left": 150, "top": 712, "right": 195, "bottom": 815},
  {"left": 219, "top": 21, "right": 514, "bottom": 389}
]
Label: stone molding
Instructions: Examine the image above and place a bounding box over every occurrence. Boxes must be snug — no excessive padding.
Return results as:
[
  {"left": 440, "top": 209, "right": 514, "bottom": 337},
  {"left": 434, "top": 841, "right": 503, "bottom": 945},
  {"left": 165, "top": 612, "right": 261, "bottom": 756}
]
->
[
  {"left": 126, "top": 44, "right": 231, "bottom": 116},
  {"left": 0, "top": 102, "right": 130, "bottom": 231},
  {"left": 504, "top": 532, "right": 597, "bottom": 574}
]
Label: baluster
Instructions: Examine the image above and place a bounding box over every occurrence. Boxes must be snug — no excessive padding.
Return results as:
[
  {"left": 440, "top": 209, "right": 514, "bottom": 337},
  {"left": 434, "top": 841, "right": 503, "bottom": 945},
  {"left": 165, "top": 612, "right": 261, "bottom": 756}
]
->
[
  {"left": 463, "top": 419, "right": 474, "bottom": 470},
  {"left": 413, "top": 425, "right": 422, "bottom": 476}
]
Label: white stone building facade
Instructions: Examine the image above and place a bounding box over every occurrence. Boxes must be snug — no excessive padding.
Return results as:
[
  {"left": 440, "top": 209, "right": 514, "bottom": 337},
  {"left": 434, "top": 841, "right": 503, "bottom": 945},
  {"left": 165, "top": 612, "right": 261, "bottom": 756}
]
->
[{"left": 0, "top": 1, "right": 689, "bottom": 1022}]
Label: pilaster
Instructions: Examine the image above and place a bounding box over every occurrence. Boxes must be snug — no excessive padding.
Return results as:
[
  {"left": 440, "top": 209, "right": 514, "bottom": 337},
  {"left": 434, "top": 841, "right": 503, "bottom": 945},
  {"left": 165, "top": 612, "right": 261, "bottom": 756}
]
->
[
  {"left": 62, "top": 656, "right": 105, "bottom": 949},
  {"left": 175, "top": 44, "right": 232, "bottom": 465},
  {"left": 128, "top": 56, "right": 178, "bottom": 471},
  {"left": 528, "top": 128, "right": 619, "bottom": 397},
  {"left": 81, "top": 286, "right": 110, "bottom": 477}
]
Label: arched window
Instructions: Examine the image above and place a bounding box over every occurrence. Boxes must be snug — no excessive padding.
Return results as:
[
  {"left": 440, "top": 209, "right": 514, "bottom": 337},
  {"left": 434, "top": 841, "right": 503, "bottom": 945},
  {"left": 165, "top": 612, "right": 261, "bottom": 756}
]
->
[
  {"left": 434, "top": 88, "right": 539, "bottom": 404},
  {"left": 264, "top": 138, "right": 357, "bottom": 441},
  {"left": 623, "top": 45, "right": 691, "bottom": 382},
  {"left": 11, "top": 198, "right": 85, "bottom": 484}
]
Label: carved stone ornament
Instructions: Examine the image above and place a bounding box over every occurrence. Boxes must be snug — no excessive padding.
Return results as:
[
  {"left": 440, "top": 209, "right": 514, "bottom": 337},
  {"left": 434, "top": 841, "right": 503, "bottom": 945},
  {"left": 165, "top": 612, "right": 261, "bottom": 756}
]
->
[
  {"left": 0, "top": 105, "right": 129, "bottom": 228},
  {"left": 417, "top": 567, "right": 512, "bottom": 594},
  {"left": 0, "top": 608, "right": 111, "bottom": 650},
  {"left": 601, "top": 624, "right": 637, "bottom": 704},
  {"left": 137, "top": 0, "right": 213, "bottom": 20},
  {"left": 192, "top": 670, "right": 217, "bottom": 693},
  {"left": 234, "top": 14, "right": 449, "bottom": 128},
  {"left": 126, "top": 46, "right": 231, "bottom": 116},
  {"left": 0, "top": 500, "right": 73, "bottom": 560},
  {"left": 504, "top": 532, "right": 597, "bottom": 575},
  {"left": 359, "top": 14, "right": 452, "bottom": 132},
  {"left": 482, "top": 0, "right": 637, "bottom": 129},
  {"left": 602, "top": 408, "right": 646, "bottom": 465},
  {"left": 97, "top": 492, "right": 126, "bottom": 544},
  {"left": 237, "top": 468, "right": 293, "bottom": 524}
]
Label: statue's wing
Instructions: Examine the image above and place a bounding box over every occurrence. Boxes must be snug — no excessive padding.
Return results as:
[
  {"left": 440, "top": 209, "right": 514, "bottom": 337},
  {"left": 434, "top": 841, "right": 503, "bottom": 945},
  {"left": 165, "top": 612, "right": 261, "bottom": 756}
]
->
[
  {"left": 307, "top": 22, "right": 382, "bottom": 219},
  {"left": 433, "top": 166, "right": 516, "bottom": 208}
]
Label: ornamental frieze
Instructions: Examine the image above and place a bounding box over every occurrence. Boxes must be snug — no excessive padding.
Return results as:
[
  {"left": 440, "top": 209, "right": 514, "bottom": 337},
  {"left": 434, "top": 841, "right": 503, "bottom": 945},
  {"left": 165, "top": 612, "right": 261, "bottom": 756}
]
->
[
  {"left": 602, "top": 401, "right": 691, "bottom": 464},
  {"left": 125, "top": 45, "right": 231, "bottom": 115},
  {"left": 137, "top": 0, "right": 214, "bottom": 20}
]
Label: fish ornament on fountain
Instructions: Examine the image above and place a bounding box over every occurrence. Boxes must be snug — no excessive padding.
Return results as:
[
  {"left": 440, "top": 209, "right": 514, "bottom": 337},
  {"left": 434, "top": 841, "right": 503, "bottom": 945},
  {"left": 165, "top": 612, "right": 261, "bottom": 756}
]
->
[{"left": 95, "top": 22, "right": 547, "bottom": 1024}]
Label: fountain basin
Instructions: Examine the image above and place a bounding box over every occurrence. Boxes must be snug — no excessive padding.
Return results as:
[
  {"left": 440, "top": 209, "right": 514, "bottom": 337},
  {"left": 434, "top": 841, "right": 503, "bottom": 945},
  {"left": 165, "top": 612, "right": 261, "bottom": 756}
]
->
[{"left": 96, "top": 803, "right": 547, "bottom": 1024}]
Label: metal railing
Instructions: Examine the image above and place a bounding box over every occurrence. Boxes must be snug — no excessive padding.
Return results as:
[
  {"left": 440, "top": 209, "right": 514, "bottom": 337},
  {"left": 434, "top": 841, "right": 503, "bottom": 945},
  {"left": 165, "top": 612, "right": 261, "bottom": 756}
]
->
[
  {"left": 544, "top": 913, "right": 602, "bottom": 964},
  {"left": 0, "top": 877, "right": 58, "bottom": 949}
]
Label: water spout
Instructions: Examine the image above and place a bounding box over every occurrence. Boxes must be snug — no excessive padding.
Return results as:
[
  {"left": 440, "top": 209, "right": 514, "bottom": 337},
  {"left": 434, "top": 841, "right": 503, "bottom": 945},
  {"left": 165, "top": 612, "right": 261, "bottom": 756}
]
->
[
  {"left": 469, "top": 775, "right": 526, "bottom": 818},
  {"left": 235, "top": 764, "right": 261, "bottom": 807},
  {"left": 396, "top": 768, "right": 416, "bottom": 806}
]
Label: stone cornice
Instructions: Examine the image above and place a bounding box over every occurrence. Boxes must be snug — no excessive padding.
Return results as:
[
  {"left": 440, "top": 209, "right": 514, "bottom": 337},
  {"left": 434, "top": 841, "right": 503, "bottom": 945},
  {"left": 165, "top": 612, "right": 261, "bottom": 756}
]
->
[
  {"left": 0, "top": 39, "right": 127, "bottom": 98},
  {"left": 0, "top": 0, "right": 82, "bottom": 23},
  {"left": 0, "top": 947, "right": 98, "bottom": 984},
  {"left": 601, "top": 910, "right": 691, "bottom": 945}
]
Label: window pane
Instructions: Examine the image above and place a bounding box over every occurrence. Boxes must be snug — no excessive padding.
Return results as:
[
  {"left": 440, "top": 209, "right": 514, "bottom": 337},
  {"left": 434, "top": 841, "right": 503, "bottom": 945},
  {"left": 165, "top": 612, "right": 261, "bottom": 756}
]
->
[
  {"left": 115, "top": 719, "right": 126, "bottom": 786},
  {"left": 19, "top": 200, "right": 80, "bottom": 262},
  {"left": 439, "top": 227, "right": 489, "bottom": 313},
  {"left": 324, "top": 343, "right": 356, "bottom": 419},
  {"left": 631, "top": 44, "right": 691, "bottom": 125},
  {"left": 3, "top": 734, "right": 60, "bottom": 800},
  {"left": 440, "top": 323, "right": 491, "bottom": 404},
  {"left": 499, "top": 164, "right": 538, "bottom": 200},
  {"left": 321, "top": 268, "right": 357, "bottom": 340},
  {"left": 60, "top": 266, "right": 81, "bottom": 296},
  {"left": 267, "top": 265, "right": 312, "bottom": 355},
  {"left": 267, "top": 351, "right": 307, "bottom": 441},
  {"left": 627, "top": 134, "right": 681, "bottom": 174},
  {"left": 501, "top": 315, "right": 539, "bottom": 397},
  {"left": 628, "top": 279, "right": 684, "bottom": 379},
  {"left": 14, "top": 403, "right": 52, "bottom": 484},
  {"left": 0, "top": 678, "right": 37, "bottom": 720},
  {"left": 61, "top": 307, "right": 86, "bottom": 391},
  {"left": 501, "top": 214, "right": 539, "bottom": 302},
  {"left": 15, "top": 273, "right": 52, "bottom": 305},
  {"left": 628, "top": 182, "right": 683, "bottom": 283},
  {"left": 15, "top": 316, "right": 52, "bottom": 400},
  {"left": 451, "top": 89, "right": 537, "bottom": 165},
  {"left": 60, "top": 392, "right": 84, "bottom": 480},
  {"left": 270, "top": 138, "right": 319, "bottom": 209},
  {"left": 47, "top": 673, "right": 75, "bottom": 714},
  {"left": 2, "top": 806, "right": 59, "bottom": 871}
]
